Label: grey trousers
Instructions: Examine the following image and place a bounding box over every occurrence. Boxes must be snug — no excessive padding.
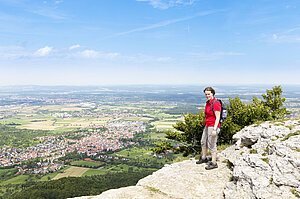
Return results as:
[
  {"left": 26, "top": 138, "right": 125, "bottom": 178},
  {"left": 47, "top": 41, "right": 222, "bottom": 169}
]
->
[{"left": 201, "top": 126, "right": 220, "bottom": 153}]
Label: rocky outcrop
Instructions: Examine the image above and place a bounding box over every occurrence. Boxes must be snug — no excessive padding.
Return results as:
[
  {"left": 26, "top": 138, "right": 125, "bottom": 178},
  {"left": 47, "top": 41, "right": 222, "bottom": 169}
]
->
[
  {"left": 72, "top": 119, "right": 300, "bottom": 199},
  {"left": 223, "top": 119, "right": 300, "bottom": 199},
  {"left": 71, "top": 156, "right": 231, "bottom": 199}
]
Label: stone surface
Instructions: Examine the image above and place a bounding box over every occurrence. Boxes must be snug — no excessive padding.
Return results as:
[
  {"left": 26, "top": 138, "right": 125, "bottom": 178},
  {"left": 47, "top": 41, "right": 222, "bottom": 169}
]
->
[
  {"left": 223, "top": 119, "right": 300, "bottom": 199},
  {"left": 71, "top": 119, "right": 300, "bottom": 199},
  {"left": 93, "top": 186, "right": 173, "bottom": 199},
  {"left": 71, "top": 155, "right": 231, "bottom": 199},
  {"left": 137, "top": 157, "right": 231, "bottom": 199}
]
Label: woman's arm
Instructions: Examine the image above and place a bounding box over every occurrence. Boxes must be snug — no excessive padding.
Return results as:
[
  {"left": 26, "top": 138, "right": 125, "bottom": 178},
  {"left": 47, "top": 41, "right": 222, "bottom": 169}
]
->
[{"left": 212, "top": 111, "right": 220, "bottom": 136}]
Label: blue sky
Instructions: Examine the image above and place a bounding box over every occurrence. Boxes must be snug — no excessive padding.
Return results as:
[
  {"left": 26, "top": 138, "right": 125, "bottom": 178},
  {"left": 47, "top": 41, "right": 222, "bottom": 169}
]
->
[{"left": 0, "top": 0, "right": 299, "bottom": 86}]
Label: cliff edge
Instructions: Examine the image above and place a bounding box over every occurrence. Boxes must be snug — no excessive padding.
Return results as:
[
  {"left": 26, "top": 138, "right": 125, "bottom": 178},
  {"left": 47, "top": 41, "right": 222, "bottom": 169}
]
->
[
  {"left": 72, "top": 119, "right": 300, "bottom": 199},
  {"left": 72, "top": 155, "right": 231, "bottom": 199},
  {"left": 223, "top": 119, "right": 300, "bottom": 199}
]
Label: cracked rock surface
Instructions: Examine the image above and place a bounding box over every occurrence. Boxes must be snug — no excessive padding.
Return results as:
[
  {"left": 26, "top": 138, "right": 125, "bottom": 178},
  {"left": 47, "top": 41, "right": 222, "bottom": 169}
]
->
[
  {"left": 223, "top": 119, "right": 300, "bottom": 199},
  {"left": 71, "top": 156, "right": 231, "bottom": 199}
]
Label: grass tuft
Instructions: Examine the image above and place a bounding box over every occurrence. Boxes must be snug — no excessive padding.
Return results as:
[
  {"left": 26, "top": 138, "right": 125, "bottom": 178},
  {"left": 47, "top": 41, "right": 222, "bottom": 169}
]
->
[
  {"left": 281, "top": 131, "right": 300, "bottom": 141},
  {"left": 291, "top": 189, "right": 300, "bottom": 198},
  {"left": 264, "top": 145, "right": 270, "bottom": 154},
  {"left": 261, "top": 158, "right": 269, "bottom": 164},
  {"left": 225, "top": 160, "right": 234, "bottom": 170},
  {"left": 269, "top": 177, "right": 273, "bottom": 184},
  {"left": 250, "top": 149, "right": 258, "bottom": 154}
]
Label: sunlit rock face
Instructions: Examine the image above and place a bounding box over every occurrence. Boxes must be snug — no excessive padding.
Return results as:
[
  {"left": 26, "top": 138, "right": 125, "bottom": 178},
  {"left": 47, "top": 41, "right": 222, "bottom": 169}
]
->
[
  {"left": 72, "top": 157, "right": 231, "bottom": 199},
  {"left": 223, "top": 119, "right": 300, "bottom": 199}
]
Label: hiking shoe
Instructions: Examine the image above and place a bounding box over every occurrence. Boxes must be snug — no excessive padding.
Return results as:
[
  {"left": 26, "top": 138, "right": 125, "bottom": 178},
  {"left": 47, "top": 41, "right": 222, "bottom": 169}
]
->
[
  {"left": 206, "top": 161, "right": 212, "bottom": 165},
  {"left": 205, "top": 162, "right": 218, "bottom": 170},
  {"left": 196, "top": 158, "right": 208, "bottom": 164}
]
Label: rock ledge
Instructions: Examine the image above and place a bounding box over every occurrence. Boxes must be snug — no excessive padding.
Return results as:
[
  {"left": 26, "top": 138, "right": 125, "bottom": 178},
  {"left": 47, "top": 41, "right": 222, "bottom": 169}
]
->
[
  {"left": 71, "top": 155, "right": 231, "bottom": 199},
  {"left": 72, "top": 119, "right": 300, "bottom": 199},
  {"left": 223, "top": 119, "right": 300, "bottom": 199}
]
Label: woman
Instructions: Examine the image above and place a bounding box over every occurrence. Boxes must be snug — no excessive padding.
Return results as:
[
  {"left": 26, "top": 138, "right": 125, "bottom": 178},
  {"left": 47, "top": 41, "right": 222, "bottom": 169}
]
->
[{"left": 196, "top": 87, "right": 221, "bottom": 170}]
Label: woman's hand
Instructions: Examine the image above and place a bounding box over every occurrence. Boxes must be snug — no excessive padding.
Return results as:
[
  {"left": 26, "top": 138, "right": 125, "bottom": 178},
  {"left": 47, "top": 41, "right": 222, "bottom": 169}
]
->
[{"left": 212, "top": 130, "right": 217, "bottom": 136}]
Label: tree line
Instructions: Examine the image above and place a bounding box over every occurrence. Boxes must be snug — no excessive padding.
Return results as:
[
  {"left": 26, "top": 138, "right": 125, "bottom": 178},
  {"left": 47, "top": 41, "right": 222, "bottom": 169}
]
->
[{"left": 10, "top": 170, "right": 154, "bottom": 199}]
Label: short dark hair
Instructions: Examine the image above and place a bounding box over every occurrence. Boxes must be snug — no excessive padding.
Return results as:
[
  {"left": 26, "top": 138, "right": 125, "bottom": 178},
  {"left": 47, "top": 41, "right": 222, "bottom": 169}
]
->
[{"left": 203, "top": 87, "right": 215, "bottom": 96}]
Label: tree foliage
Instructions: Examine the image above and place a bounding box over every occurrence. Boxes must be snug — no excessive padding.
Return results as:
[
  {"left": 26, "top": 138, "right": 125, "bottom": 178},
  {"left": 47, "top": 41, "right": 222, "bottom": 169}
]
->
[
  {"left": 152, "top": 112, "right": 205, "bottom": 156},
  {"left": 10, "top": 170, "right": 154, "bottom": 199},
  {"left": 262, "top": 85, "right": 290, "bottom": 119},
  {"left": 0, "top": 124, "right": 49, "bottom": 148},
  {"left": 152, "top": 85, "right": 289, "bottom": 156}
]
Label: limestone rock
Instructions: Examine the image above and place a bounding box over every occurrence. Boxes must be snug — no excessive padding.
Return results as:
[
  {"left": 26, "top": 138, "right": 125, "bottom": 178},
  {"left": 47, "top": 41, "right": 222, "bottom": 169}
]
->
[
  {"left": 137, "top": 157, "right": 230, "bottom": 199},
  {"left": 72, "top": 156, "right": 231, "bottom": 199},
  {"left": 223, "top": 119, "right": 300, "bottom": 199},
  {"left": 93, "top": 186, "right": 173, "bottom": 199},
  {"left": 71, "top": 119, "right": 300, "bottom": 199}
]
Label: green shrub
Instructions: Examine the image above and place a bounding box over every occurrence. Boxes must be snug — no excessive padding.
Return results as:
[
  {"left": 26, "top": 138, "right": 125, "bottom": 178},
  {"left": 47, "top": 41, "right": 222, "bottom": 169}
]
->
[
  {"left": 250, "top": 149, "right": 258, "bottom": 154},
  {"left": 152, "top": 86, "right": 290, "bottom": 157}
]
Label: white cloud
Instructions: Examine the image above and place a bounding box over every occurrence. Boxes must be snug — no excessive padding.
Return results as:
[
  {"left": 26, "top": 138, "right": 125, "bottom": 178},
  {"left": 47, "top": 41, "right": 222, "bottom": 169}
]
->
[
  {"left": 29, "top": 8, "right": 67, "bottom": 20},
  {"left": 115, "top": 9, "right": 223, "bottom": 36},
  {"left": 76, "top": 50, "right": 119, "bottom": 59},
  {"left": 34, "top": 46, "right": 53, "bottom": 56},
  {"left": 0, "top": 45, "right": 26, "bottom": 59},
  {"left": 157, "top": 57, "right": 171, "bottom": 62},
  {"left": 282, "top": 26, "right": 300, "bottom": 34},
  {"left": 69, "top": 44, "right": 81, "bottom": 50},
  {"left": 124, "top": 53, "right": 172, "bottom": 63},
  {"left": 271, "top": 34, "right": 300, "bottom": 43},
  {"left": 54, "top": 0, "right": 63, "bottom": 4},
  {"left": 137, "top": 0, "right": 196, "bottom": 10},
  {"left": 0, "top": 45, "right": 169, "bottom": 63},
  {"left": 188, "top": 51, "right": 244, "bottom": 61},
  {"left": 104, "top": 52, "right": 119, "bottom": 59},
  {"left": 267, "top": 26, "right": 300, "bottom": 43},
  {"left": 79, "top": 50, "right": 99, "bottom": 58}
]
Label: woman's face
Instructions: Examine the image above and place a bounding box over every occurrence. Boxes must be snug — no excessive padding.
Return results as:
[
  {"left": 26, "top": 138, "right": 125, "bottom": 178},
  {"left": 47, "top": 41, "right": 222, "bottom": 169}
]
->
[{"left": 205, "top": 90, "right": 214, "bottom": 101}]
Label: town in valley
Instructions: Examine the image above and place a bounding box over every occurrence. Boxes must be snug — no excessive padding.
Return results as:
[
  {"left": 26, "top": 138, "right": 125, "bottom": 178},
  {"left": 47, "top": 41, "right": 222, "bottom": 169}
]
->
[{"left": 0, "top": 85, "right": 299, "bottom": 197}]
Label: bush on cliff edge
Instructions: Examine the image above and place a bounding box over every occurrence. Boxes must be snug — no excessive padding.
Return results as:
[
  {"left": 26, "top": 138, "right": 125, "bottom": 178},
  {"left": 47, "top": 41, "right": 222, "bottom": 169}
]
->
[{"left": 152, "top": 85, "right": 290, "bottom": 156}]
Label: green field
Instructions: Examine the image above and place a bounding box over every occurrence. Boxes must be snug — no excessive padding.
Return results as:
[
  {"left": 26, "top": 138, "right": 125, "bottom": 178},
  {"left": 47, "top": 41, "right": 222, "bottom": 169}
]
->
[
  {"left": 71, "top": 160, "right": 105, "bottom": 168},
  {"left": 81, "top": 168, "right": 105, "bottom": 176},
  {"left": 148, "top": 132, "right": 168, "bottom": 140},
  {"left": 0, "top": 168, "right": 15, "bottom": 175},
  {"left": 0, "top": 102, "right": 183, "bottom": 131},
  {"left": 0, "top": 174, "right": 29, "bottom": 185},
  {"left": 113, "top": 147, "right": 152, "bottom": 159}
]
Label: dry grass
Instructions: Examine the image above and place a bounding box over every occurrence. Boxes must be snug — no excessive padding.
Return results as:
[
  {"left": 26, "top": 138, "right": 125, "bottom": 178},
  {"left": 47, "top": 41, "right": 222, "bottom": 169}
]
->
[
  {"left": 17, "top": 117, "right": 111, "bottom": 130},
  {"left": 19, "top": 120, "right": 57, "bottom": 130},
  {"left": 38, "top": 104, "right": 87, "bottom": 112},
  {"left": 117, "top": 106, "right": 140, "bottom": 110},
  {"left": 52, "top": 166, "right": 89, "bottom": 180},
  {"left": 152, "top": 121, "right": 176, "bottom": 130}
]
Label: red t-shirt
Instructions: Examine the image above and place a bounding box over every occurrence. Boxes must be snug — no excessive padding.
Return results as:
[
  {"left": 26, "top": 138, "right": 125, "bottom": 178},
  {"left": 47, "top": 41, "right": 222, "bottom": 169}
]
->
[{"left": 205, "top": 97, "right": 221, "bottom": 127}]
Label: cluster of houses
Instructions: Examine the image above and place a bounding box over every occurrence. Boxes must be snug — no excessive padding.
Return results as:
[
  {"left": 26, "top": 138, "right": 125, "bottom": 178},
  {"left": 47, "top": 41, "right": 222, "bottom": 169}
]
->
[
  {"left": 17, "top": 161, "right": 64, "bottom": 175},
  {"left": 51, "top": 109, "right": 144, "bottom": 119},
  {"left": 0, "top": 121, "right": 146, "bottom": 174}
]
